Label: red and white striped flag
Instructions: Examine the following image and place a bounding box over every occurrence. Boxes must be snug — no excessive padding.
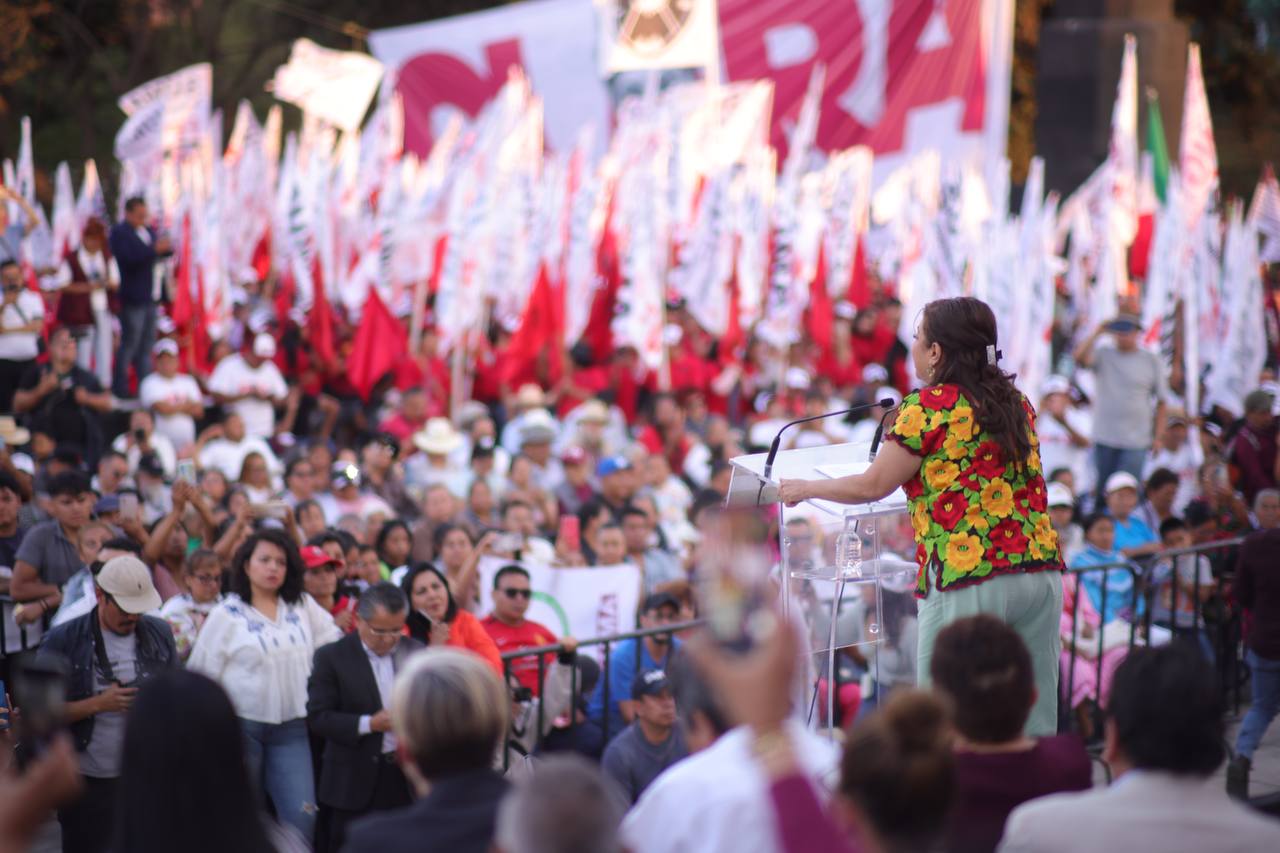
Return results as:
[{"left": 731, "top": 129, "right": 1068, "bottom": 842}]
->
[{"left": 1179, "top": 43, "right": 1218, "bottom": 230}]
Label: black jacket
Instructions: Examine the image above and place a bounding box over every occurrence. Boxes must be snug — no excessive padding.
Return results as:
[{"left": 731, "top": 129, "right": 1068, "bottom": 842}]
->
[
  {"left": 341, "top": 768, "right": 508, "bottom": 853},
  {"left": 306, "top": 631, "right": 424, "bottom": 811},
  {"left": 37, "top": 607, "right": 178, "bottom": 752}
]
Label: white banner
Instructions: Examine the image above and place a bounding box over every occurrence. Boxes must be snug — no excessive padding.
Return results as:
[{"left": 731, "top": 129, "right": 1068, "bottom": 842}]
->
[
  {"left": 270, "top": 39, "right": 385, "bottom": 131},
  {"left": 477, "top": 556, "right": 640, "bottom": 655},
  {"left": 599, "top": 0, "right": 720, "bottom": 75}
]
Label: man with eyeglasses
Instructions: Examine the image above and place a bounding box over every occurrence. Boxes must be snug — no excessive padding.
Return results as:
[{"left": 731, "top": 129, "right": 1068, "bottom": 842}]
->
[
  {"left": 481, "top": 565, "right": 566, "bottom": 697},
  {"left": 307, "top": 582, "right": 423, "bottom": 853},
  {"left": 37, "top": 554, "right": 178, "bottom": 852}
]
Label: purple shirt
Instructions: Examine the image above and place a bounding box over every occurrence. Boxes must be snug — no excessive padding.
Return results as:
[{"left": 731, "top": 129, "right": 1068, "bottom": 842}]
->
[{"left": 948, "top": 735, "right": 1093, "bottom": 852}]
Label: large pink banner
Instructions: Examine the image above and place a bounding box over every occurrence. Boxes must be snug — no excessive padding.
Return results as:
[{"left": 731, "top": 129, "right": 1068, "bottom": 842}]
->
[{"left": 370, "top": 0, "right": 1011, "bottom": 174}]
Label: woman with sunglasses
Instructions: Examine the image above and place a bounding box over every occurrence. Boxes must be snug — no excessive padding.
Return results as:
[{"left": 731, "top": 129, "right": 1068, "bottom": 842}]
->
[
  {"left": 189, "top": 529, "right": 341, "bottom": 845},
  {"left": 400, "top": 562, "right": 503, "bottom": 675}
]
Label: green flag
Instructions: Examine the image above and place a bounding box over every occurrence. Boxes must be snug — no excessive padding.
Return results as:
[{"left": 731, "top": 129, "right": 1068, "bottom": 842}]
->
[{"left": 1146, "top": 88, "right": 1170, "bottom": 204}]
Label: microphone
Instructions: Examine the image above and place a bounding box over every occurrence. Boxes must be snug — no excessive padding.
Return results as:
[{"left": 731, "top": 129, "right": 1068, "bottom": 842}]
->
[
  {"left": 867, "top": 408, "right": 898, "bottom": 462},
  {"left": 763, "top": 398, "right": 898, "bottom": 483}
]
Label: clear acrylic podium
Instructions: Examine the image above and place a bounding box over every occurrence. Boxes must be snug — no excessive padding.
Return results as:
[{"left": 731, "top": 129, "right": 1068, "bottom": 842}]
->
[{"left": 727, "top": 440, "right": 916, "bottom": 734}]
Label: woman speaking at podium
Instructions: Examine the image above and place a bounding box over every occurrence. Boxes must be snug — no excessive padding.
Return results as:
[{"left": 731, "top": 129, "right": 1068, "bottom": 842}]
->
[{"left": 779, "top": 297, "right": 1064, "bottom": 735}]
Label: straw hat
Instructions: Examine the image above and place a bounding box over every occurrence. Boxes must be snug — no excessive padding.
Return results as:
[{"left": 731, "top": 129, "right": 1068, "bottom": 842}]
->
[
  {"left": 0, "top": 417, "right": 31, "bottom": 447},
  {"left": 413, "top": 418, "right": 463, "bottom": 456},
  {"left": 515, "top": 383, "right": 546, "bottom": 409}
]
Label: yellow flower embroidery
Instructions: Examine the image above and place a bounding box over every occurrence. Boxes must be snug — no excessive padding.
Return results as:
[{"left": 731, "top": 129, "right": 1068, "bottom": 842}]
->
[
  {"left": 894, "top": 404, "right": 926, "bottom": 439},
  {"left": 963, "top": 503, "right": 990, "bottom": 531},
  {"left": 912, "top": 502, "right": 930, "bottom": 537},
  {"left": 1033, "top": 515, "right": 1058, "bottom": 551},
  {"left": 980, "top": 481, "right": 1014, "bottom": 518},
  {"left": 1029, "top": 540, "right": 1044, "bottom": 561},
  {"left": 948, "top": 405, "right": 976, "bottom": 442},
  {"left": 945, "top": 532, "right": 984, "bottom": 573},
  {"left": 943, "top": 432, "right": 968, "bottom": 460},
  {"left": 1028, "top": 448, "right": 1042, "bottom": 473},
  {"left": 924, "top": 459, "right": 961, "bottom": 491}
]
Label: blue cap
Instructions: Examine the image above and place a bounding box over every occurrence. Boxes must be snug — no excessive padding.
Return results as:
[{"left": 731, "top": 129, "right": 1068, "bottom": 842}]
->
[
  {"left": 94, "top": 494, "right": 120, "bottom": 515},
  {"left": 596, "top": 455, "right": 631, "bottom": 478}
]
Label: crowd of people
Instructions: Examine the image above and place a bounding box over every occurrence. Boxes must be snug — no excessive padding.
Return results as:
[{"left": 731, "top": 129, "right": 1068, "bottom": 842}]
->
[{"left": 0, "top": 197, "right": 1278, "bottom": 852}]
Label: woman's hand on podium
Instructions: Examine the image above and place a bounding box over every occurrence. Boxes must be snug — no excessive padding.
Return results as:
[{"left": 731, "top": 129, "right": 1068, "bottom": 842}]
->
[{"left": 778, "top": 479, "right": 811, "bottom": 507}]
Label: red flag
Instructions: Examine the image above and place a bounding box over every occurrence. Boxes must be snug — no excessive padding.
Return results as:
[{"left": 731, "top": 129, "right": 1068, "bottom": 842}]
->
[
  {"left": 251, "top": 228, "right": 272, "bottom": 283},
  {"left": 504, "top": 261, "right": 563, "bottom": 387},
  {"left": 427, "top": 233, "right": 448, "bottom": 295},
  {"left": 308, "top": 255, "right": 336, "bottom": 367},
  {"left": 171, "top": 215, "right": 194, "bottom": 330},
  {"left": 189, "top": 267, "right": 210, "bottom": 375},
  {"left": 846, "top": 232, "right": 871, "bottom": 309},
  {"left": 349, "top": 287, "right": 407, "bottom": 401},
  {"left": 582, "top": 214, "right": 620, "bottom": 361},
  {"left": 273, "top": 264, "right": 296, "bottom": 329},
  {"left": 806, "top": 243, "right": 833, "bottom": 353}
]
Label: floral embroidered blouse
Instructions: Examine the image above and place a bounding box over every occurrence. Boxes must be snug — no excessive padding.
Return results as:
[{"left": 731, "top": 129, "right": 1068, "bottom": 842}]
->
[{"left": 886, "top": 384, "right": 1062, "bottom": 598}]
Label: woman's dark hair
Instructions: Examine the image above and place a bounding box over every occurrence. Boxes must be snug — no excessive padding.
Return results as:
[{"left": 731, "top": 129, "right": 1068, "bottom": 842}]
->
[
  {"left": 1081, "top": 512, "right": 1114, "bottom": 536},
  {"left": 113, "top": 670, "right": 276, "bottom": 853},
  {"left": 229, "top": 528, "right": 305, "bottom": 605},
  {"left": 921, "top": 297, "right": 1031, "bottom": 468},
  {"left": 401, "top": 561, "right": 458, "bottom": 628},
  {"left": 1107, "top": 644, "right": 1225, "bottom": 775},
  {"left": 929, "top": 615, "right": 1034, "bottom": 744},
  {"left": 840, "top": 690, "right": 955, "bottom": 852},
  {"left": 431, "top": 522, "right": 473, "bottom": 555},
  {"left": 376, "top": 519, "right": 414, "bottom": 566}
]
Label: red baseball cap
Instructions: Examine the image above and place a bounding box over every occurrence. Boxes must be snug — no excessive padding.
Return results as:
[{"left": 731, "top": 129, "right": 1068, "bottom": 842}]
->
[{"left": 301, "top": 545, "right": 343, "bottom": 570}]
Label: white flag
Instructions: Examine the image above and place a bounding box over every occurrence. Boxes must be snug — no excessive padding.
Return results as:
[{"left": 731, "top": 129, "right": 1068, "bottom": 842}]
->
[
  {"left": 600, "top": 0, "right": 720, "bottom": 75},
  {"left": 118, "top": 63, "right": 212, "bottom": 154},
  {"left": 1248, "top": 164, "right": 1280, "bottom": 263},
  {"left": 1106, "top": 34, "right": 1139, "bottom": 243},
  {"left": 271, "top": 39, "right": 384, "bottom": 132},
  {"left": 50, "top": 163, "right": 77, "bottom": 257},
  {"left": 1178, "top": 43, "right": 1218, "bottom": 230}
]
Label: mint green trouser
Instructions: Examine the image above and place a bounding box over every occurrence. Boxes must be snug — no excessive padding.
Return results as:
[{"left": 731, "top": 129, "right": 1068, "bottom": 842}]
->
[{"left": 916, "top": 570, "right": 1064, "bottom": 737}]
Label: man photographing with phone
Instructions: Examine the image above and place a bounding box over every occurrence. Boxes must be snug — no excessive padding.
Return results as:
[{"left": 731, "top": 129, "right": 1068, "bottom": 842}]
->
[{"left": 36, "top": 555, "right": 178, "bottom": 853}]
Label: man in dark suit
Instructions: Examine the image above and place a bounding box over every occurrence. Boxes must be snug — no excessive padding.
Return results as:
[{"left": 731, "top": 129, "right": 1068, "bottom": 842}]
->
[
  {"left": 107, "top": 197, "right": 170, "bottom": 398},
  {"left": 307, "top": 582, "right": 423, "bottom": 853}
]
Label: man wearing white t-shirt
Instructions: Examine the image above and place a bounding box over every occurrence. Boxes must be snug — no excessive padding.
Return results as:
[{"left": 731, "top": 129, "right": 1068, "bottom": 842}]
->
[
  {"left": 208, "top": 334, "right": 287, "bottom": 439},
  {"left": 196, "top": 412, "right": 281, "bottom": 482},
  {"left": 139, "top": 339, "right": 204, "bottom": 451},
  {"left": 0, "top": 259, "right": 45, "bottom": 413}
]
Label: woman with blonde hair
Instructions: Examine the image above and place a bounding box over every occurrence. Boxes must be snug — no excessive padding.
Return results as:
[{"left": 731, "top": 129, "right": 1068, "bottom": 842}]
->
[{"left": 343, "top": 649, "right": 510, "bottom": 852}]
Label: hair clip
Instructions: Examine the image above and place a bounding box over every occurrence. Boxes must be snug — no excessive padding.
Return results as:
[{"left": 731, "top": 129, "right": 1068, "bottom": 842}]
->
[{"left": 986, "top": 345, "right": 1001, "bottom": 365}]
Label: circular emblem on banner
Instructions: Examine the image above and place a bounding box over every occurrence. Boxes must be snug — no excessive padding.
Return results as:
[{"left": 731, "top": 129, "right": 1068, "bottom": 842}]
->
[{"left": 616, "top": 0, "right": 694, "bottom": 56}]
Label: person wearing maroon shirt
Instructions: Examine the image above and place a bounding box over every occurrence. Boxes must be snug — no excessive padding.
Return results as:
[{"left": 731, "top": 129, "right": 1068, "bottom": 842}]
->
[
  {"left": 929, "top": 615, "right": 1091, "bottom": 852},
  {"left": 1226, "top": 389, "right": 1278, "bottom": 504},
  {"left": 480, "top": 565, "right": 566, "bottom": 697}
]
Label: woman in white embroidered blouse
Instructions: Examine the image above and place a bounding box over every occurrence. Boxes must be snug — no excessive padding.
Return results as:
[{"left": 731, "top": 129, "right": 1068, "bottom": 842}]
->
[{"left": 188, "top": 529, "right": 340, "bottom": 844}]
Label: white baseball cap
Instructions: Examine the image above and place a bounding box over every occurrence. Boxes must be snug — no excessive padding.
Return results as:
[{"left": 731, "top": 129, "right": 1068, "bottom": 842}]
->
[
  {"left": 1047, "top": 482, "right": 1075, "bottom": 508},
  {"left": 96, "top": 555, "right": 162, "bottom": 614},
  {"left": 1104, "top": 471, "right": 1141, "bottom": 495},
  {"left": 252, "top": 333, "right": 276, "bottom": 358}
]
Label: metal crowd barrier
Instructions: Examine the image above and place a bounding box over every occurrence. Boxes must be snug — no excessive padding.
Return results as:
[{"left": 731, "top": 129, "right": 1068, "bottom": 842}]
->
[
  {"left": 500, "top": 618, "right": 702, "bottom": 768},
  {"left": 1059, "top": 537, "right": 1246, "bottom": 737}
]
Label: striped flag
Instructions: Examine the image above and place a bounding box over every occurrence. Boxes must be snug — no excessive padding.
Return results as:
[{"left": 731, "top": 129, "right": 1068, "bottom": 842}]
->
[{"left": 1179, "top": 43, "right": 1218, "bottom": 230}]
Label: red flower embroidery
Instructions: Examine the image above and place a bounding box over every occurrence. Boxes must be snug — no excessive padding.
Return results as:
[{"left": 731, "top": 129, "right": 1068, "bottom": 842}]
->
[
  {"left": 920, "top": 385, "right": 960, "bottom": 411},
  {"left": 1025, "top": 480, "right": 1048, "bottom": 512},
  {"left": 958, "top": 469, "right": 984, "bottom": 493},
  {"left": 903, "top": 476, "right": 925, "bottom": 500},
  {"left": 919, "top": 423, "right": 947, "bottom": 457},
  {"left": 989, "top": 518, "right": 1029, "bottom": 564},
  {"left": 931, "top": 493, "right": 967, "bottom": 531},
  {"left": 972, "top": 441, "right": 1006, "bottom": 480}
]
